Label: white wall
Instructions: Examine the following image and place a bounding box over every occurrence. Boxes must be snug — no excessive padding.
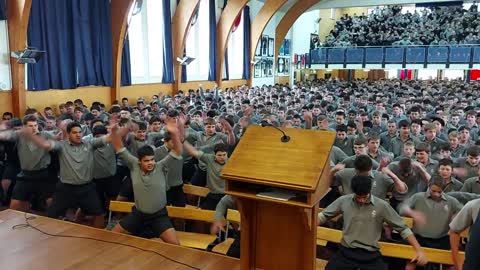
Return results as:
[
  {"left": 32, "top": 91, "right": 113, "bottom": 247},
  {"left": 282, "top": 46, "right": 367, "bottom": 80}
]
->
[
  {"left": 0, "top": 21, "right": 11, "bottom": 91},
  {"left": 291, "top": 10, "right": 319, "bottom": 56}
]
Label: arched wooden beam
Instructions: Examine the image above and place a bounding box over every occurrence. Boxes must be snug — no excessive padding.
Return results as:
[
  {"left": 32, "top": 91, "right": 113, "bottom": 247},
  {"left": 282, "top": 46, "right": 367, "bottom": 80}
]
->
[
  {"left": 216, "top": 0, "right": 249, "bottom": 87},
  {"left": 172, "top": 0, "right": 201, "bottom": 94},
  {"left": 275, "top": 0, "right": 322, "bottom": 67},
  {"left": 248, "top": 0, "right": 289, "bottom": 86},
  {"left": 111, "top": 0, "right": 135, "bottom": 104},
  {"left": 7, "top": 0, "right": 32, "bottom": 116}
]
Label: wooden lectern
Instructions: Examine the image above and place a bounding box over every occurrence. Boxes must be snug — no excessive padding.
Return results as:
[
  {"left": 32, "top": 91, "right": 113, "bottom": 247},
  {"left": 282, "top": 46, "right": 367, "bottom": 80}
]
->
[{"left": 221, "top": 126, "right": 335, "bottom": 270}]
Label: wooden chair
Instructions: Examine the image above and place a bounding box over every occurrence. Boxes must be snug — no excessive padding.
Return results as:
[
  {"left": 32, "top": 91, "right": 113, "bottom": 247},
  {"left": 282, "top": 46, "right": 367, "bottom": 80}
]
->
[
  {"left": 107, "top": 201, "right": 217, "bottom": 250},
  {"left": 182, "top": 184, "right": 210, "bottom": 207},
  {"left": 163, "top": 206, "right": 217, "bottom": 250},
  {"left": 211, "top": 209, "right": 241, "bottom": 254},
  {"left": 316, "top": 226, "right": 466, "bottom": 265}
]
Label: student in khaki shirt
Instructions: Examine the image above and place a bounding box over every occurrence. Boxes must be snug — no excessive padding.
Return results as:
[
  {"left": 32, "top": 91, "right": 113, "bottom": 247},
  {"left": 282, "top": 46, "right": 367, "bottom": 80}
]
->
[
  {"left": 318, "top": 175, "right": 427, "bottom": 270},
  {"left": 400, "top": 176, "right": 462, "bottom": 270},
  {"left": 437, "top": 159, "right": 464, "bottom": 192}
]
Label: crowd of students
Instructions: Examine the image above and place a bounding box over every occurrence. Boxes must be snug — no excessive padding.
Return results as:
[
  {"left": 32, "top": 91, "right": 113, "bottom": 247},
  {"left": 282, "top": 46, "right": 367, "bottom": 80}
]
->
[
  {"left": 323, "top": 4, "right": 480, "bottom": 47},
  {"left": 0, "top": 78, "right": 479, "bottom": 269}
]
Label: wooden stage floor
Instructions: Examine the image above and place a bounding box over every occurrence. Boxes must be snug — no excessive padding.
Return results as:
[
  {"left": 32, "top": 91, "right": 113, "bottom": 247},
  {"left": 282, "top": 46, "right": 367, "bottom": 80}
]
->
[{"left": 0, "top": 209, "right": 240, "bottom": 270}]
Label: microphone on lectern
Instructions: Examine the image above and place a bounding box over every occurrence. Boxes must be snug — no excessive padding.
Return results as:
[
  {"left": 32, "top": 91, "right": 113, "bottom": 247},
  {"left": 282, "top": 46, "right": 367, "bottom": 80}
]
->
[{"left": 260, "top": 121, "right": 291, "bottom": 143}]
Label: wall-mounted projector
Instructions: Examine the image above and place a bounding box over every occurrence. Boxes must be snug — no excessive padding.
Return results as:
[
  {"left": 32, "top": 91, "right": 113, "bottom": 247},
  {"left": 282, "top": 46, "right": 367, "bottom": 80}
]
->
[{"left": 10, "top": 47, "right": 45, "bottom": 64}]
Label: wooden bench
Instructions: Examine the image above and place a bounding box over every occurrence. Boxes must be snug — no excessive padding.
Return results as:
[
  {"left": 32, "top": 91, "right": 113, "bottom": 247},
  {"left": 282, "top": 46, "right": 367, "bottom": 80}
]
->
[
  {"left": 182, "top": 184, "right": 211, "bottom": 208},
  {"left": 107, "top": 201, "right": 217, "bottom": 250},
  {"left": 317, "top": 226, "right": 465, "bottom": 265}
]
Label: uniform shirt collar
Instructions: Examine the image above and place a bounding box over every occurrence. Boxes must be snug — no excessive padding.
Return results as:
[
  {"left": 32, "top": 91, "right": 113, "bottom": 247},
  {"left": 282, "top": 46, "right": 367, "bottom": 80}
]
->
[{"left": 426, "top": 188, "right": 447, "bottom": 201}]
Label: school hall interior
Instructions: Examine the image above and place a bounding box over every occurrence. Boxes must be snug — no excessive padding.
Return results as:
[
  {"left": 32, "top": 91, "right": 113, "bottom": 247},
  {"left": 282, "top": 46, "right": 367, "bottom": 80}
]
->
[{"left": 0, "top": 0, "right": 480, "bottom": 269}]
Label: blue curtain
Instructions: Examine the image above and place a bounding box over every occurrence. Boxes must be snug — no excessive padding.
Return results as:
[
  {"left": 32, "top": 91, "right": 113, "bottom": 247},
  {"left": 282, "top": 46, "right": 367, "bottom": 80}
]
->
[
  {"left": 121, "top": 36, "right": 132, "bottom": 86},
  {"left": 0, "top": 0, "right": 6, "bottom": 20},
  {"left": 242, "top": 6, "right": 250, "bottom": 80},
  {"left": 27, "top": 0, "right": 113, "bottom": 90},
  {"left": 162, "top": 0, "right": 174, "bottom": 83},
  {"left": 73, "top": 0, "right": 112, "bottom": 87},
  {"left": 208, "top": 0, "right": 217, "bottom": 81},
  {"left": 27, "top": 0, "right": 77, "bottom": 90}
]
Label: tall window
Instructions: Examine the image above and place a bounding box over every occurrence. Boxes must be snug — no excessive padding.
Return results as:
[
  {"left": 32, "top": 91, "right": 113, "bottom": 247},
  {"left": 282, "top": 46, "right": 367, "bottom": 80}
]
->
[
  {"left": 227, "top": 12, "right": 245, "bottom": 80},
  {"left": 186, "top": 0, "right": 210, "bottom": 81},
  {"left": 0, "top": 20, "right": 11, "bottom": 90},
  {"left": 128, "top": 0, "right": 164, "bottom": 84}
]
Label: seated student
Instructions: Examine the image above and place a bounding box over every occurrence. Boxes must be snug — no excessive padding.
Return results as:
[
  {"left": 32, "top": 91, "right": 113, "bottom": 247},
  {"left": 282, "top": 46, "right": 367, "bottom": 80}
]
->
[
  {"left": 458, "top": 126, "right": 472, "bottom": 148},
  {"left": 183, "top": 142, "right": 228, "bottom": 210},
  {"left": 387, "top": 158, "right": 431, "bottom": 210},
  {"left": 21, "top": 122, "right": 111, "bottom": 228},
  {"left": 154, "top": 131, "right": 186, "bottom": 207},
  {"left": 334, "top": 155, "right": 407, "bottom": 200},
  {"left": 367, "top": 132, "right": 393, "bottom": 165},
  {"left": 460, "top": 166, "right": 480, "bottom": 194},
  {"left": 437, "top": 159, "right": 464, "bottom": 192},
  {"left": 421, "top": 123, "right": 446, "bottom": 157},
  {"left": 341, "top": 137, "right": 379, "bottom": 170},
  {"left": 394, "top": 141, "right": 416, "bottom": 162},
  {"left": 110, "top": 119, "right": 182, "bottom": 244},
  {"left": 400, "top": 176, "right": 462, "bottom": 270},
  {"left": 318, "top": 175, "right": 427, "bottom": 270},
  {"left": 449, "top": 198, "right": 480, "bottom": 270},
  {"left": 210, "top": 195, "right": 240, "bottom": 258},
  {"left": 454, "top": 146, "right": 480, "bottom": 182}
]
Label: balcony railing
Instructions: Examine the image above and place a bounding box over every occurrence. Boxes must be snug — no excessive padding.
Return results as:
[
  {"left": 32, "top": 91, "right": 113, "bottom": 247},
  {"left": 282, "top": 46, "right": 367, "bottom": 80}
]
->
[{"left": 308, "top": 45, "right": 480, "bottom": 68}]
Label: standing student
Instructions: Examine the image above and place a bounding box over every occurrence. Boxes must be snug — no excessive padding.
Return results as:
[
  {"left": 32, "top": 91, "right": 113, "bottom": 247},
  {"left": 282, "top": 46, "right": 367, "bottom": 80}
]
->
[
  {"left": 318, "top": 175, "right": 427, "bottom": 270},
  {"left": 454, "top": 146, "right": 480, "bottom": 182},
  {"left": 154, "top": 130, "right": 186, "bottom": 207},
  {"left": 460, "top": 166, "right": 480, "bottom": 194},
  {"left": 186, "top": 117, "right": 234, "bottom": 187},
  {"left": 110, "top": 118, "right": 182, "bottom": 244},
  {"left": 449, "top": 198, "right": 480, "bottom": 270},
  {"left": 0, "top": 115, "right": 56, "bottom": 212},
  {"left": 22, "top": 122, "right": 111, "bottom": 228},
  {"left": 400, "top": 177, "right": 462, "bottom": 270},
  {"left": 183, "top": 141, "right": 229, "bottom": 210},
  {"left": 437, "top": 159, "right": 463, "bottom": 192}
]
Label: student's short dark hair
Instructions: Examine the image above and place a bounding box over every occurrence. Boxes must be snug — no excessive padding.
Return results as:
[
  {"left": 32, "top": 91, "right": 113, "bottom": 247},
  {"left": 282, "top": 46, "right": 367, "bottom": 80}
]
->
[
  {"left": 398, "top": 158, "right": 412, "bottom": 173},
  {"left": 92, "top": 125, "right": 107, "bottom": 136},
  {"left": 206, "top": 110, "right": 217, "bottom": 118},
  {"left": 137, "top": 121, "right": 148, "bottom": 131},
  {"left": 168, "top": 109, "right": 179, "bottom": 118},
  {"left": 415, "top": 142, "right": 431, "bottom": 153},
  {"left": 354, "top": 155, "right": 373, "bottom": 172},
  {"left": 347, "top": 121, "right": 357, "bottom": 129},
  {"left": 74, "top": 107, "right": 83, "bottom": 113},
  {"left": 22, "top": 114, "right": 37, "bottom": 125},
  {"left": 335, "top": 111, "right": 346, "bottom": 117},
  {"left": 163, "top": 131, "right": 172, "bottom": 142},
  {"left": 66, "top": 122, "right": 82, "bottom": 133},
  {"left": 25, "top": 108, "right": 37, "bottom": 115},
  {"left": 110, "top": 106, "right": 121, "bottom": 114},
  {"left": 90, "top": 118, "right": 104, "bottom": 129},
  {"left": 440, "top": 143, "right": 451, "bottom": 152},
  {"left": 438, "top": 158, "right": 453, "bottom": 168},
  {"left": 137, "top": 145, "right": 155, "bottom": 160},
  {"left": 336, "top": 124, "right": 347, "bottom": 133},
  {"left": 90, "top": 105, "right": 101, "bottom": 112},
  {"left": 122, "top": 97, "right": 128, "bottom": 102},
  {"left": 398, "top": 119, "right": 410, "bottom": 128},
  {"left": 74, "top": 99, "right": 83, "bottom": 105},
  {"left": 214, "top": 143, "right": 228, "bottom": 154},
  {"left": 429, "top": 175, "right": 445, "bottom": 190},
  {"left": 354, "top": 137, "right": 367, "bottom": 146},
  {"left": 351, "top": 175, "right": 372, "bottom": 196},
  {"left": 411, "top": 119, "right": 423, "bottom": 126},
  {"left": 466, "top": 146, "right": 480, "bottom": 157},
  {"left": 149, "top": 116, "right": 161, "bottom": 125}
]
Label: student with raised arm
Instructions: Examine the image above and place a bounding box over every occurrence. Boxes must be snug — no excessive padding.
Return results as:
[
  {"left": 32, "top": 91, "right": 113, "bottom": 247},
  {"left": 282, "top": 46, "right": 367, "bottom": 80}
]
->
[
  {"left": 109, "top": 118, "right": 182, "bottom": 244},
  {"left": 400, "top": 176, "right": 462, "bottom": 270},
  {"left": 183, "top": 141, "right": 229, "bottom": 210},
  {"left": 318, "top": 175, "right": 427, "bottom": 270},
  {"left": 0, "top": 115, "right": 56, "bottom": 212},
  {"left": 20, "top": 121, "right": 111, "bottom": 228}
]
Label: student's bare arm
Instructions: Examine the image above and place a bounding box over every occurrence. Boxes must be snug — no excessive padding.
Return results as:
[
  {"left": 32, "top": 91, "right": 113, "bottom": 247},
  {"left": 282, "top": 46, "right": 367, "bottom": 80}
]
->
[
  {"left": 165, "top": 118, "right": 182, "bottom": 156},
  {"left": 382, "top": 167, "right": 407, "bottom": 194},
  {"left": 449, "top": 231, "right": 463, "bottom": 270},
  {"left": 220, "top": 119, "right": 235, "bottom": 145}
]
